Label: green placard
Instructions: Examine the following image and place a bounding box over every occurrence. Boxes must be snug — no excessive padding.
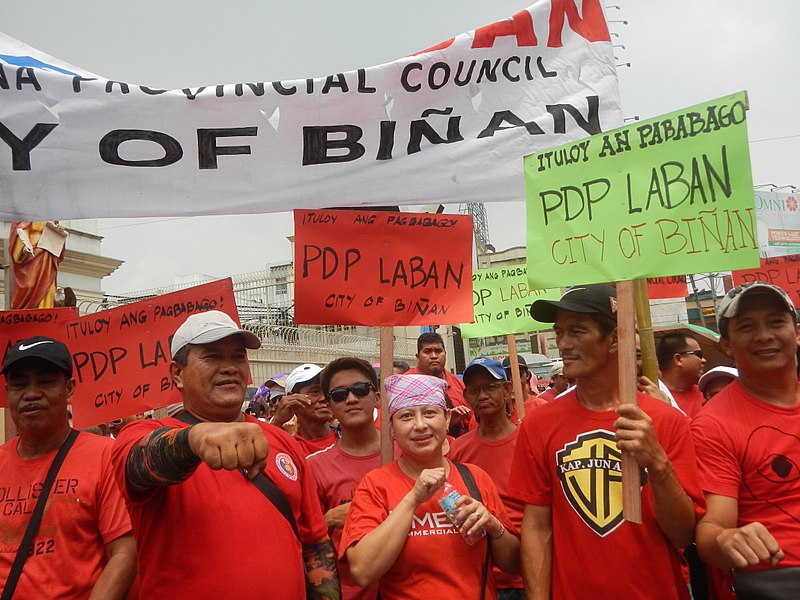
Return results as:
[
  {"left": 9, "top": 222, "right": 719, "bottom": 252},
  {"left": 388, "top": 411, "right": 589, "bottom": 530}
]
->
[
  {"left": 460, "top": 265, "right": 561, "bottom": 338},
  {"left": 525, "top": 92, "right": 759, "bottom": 289}
]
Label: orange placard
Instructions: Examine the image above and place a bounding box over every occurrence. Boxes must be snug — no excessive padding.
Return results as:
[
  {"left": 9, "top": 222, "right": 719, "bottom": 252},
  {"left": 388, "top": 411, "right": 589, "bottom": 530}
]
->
[
  {"left": 646, "top": 276, "right": 688, "bottom": 300},
  {"left": 0, "top": 307, "right": 79, "bottom": 407},
  {"left": 65, "top": 280, "right": 239, "bottom": 428},
  {"left": 732, "top": 255, "right": 800, "bottom": 306},
  {"left": 294, "top": 209, "right": 474, "bottom": 326}
]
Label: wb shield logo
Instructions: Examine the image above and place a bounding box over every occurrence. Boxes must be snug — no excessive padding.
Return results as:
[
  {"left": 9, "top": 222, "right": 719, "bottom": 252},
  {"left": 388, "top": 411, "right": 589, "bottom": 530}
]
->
[{"left": 556, "top": 429, "right": 623, "bottom": 536}]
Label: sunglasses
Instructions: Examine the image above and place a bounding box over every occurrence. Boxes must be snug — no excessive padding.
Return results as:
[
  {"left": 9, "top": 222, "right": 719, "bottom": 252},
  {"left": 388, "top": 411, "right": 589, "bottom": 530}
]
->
[
  {"left": 677, "top": 349, "right": 704, "bottom": 359},
  {"left": 328, "top": 382, "right": 375, "bottom": 403}
]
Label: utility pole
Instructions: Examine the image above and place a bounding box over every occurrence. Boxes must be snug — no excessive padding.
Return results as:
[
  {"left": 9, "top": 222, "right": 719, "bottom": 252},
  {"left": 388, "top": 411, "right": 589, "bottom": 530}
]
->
[{"left": 688, "top": 274, "right": 707, "bottom": 328}]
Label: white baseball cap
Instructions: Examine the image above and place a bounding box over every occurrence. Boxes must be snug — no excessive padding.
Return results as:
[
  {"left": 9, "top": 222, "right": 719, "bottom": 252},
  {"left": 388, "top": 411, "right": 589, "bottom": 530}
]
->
[
  {"left": 285, "top": 363, "right": 323, "bottom": 393},
  {"left": 698, "top": 366, "right": 738, "bottom": 395},
  {"left": 170, "top": 310, "right": 260, "bottom": 357}
]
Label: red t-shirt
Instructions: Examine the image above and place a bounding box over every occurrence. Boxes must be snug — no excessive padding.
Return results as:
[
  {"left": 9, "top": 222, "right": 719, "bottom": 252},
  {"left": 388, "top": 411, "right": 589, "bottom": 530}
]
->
[
  {"left": 537, "top": 387, "right": 558, "bottom": 403},
  {"left": 340, "top": 460, "right": 511, "bottom": 600},
  {"left": 509, "top": 395, "right": 546, "bottom": 425},
  {"left": 295, "top": 428, "right": 338, "bottom": 457},
  {"left": 509, "top": 391, "right": 704, "bottom": 600},
  {"left": 406, "top": 368, "right": 476, "bottom": 431},
  {"left": 112, "top": 415, "right": 329, "bottom": 599},
  {"left": 0, "top": 432, "right": 131, "bottom": 599},
  {"left": 308, "top": 443, "right": 381, "bottom": 600},
  {"left": 668, "top": 385, "right": 704, "bottom": 419},
  {"left": 450, "top": 429, "right": 524, "bottom": 589},
  {"left": 692, "top": 380, "right": 800, "bottom": 571}
]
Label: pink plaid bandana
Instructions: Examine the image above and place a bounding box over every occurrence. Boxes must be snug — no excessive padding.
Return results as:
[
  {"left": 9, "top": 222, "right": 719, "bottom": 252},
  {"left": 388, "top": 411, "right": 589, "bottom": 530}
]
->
[{"left": 385, "top": 374, "right": 447, "bottom": 418}]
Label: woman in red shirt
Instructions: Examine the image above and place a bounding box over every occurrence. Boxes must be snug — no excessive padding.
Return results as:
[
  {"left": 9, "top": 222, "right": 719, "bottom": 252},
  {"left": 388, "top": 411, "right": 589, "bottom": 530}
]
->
[{"left": 341, "top": 374, "right": 520, "bottom": 600}]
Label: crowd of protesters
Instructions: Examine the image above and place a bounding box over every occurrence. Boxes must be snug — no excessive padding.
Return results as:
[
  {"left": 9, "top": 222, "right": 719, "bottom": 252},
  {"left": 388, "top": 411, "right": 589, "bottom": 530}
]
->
[{"left": 1, "top": 279, "right": 798, "bottom": 599}]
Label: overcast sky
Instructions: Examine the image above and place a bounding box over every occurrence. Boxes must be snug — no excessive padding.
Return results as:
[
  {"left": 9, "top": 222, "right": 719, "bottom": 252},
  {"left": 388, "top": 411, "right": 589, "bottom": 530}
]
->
[{"left": 3, "top": 0, "right": 798, "bottom": 294}]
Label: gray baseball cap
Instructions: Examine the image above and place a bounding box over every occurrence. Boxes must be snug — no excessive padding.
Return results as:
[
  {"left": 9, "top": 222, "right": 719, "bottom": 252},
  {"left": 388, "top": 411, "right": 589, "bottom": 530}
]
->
[{"left": 716, "top": 282, "right": 795, "bottom": 323}]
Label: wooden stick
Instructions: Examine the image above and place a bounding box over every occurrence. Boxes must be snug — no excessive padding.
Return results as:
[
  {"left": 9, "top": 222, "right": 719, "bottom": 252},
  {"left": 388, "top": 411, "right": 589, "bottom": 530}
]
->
[
  {"left": 379, "top": 326, "right": 394, "bottom": 465},
  {"left": 616, "top": 280, "right": 642, "bottom": 523},
  {"left": 633, "top": 279, "right": 660, "bottom": 390},
  {"left": 506, "top": 335, "right": 526, "bottom": 420}
]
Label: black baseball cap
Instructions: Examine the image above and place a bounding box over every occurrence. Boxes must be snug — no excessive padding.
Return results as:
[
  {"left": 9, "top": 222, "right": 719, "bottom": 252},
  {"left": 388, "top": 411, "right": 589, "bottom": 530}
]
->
[
  {"left": 501, "top": 355, "right": 528, "bottom": 370},
  {"left": 2, "top": 336, "right": 73, "bottom": 377},
  {"left": 529, "top": 284, "right": 617, "bottom": 323}
]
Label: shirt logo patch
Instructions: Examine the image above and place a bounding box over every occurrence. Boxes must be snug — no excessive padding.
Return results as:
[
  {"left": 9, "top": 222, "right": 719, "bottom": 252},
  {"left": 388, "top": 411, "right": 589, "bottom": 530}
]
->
[
  {"left": 276, "top": 453, "right": 298, "bottom": 481},
  {"left": 556, "top": 429, "right": 623, "bottom": 537}
]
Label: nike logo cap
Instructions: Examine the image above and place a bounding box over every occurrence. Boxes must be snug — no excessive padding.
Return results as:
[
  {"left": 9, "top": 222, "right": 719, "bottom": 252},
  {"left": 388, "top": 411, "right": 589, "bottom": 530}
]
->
[{"left": 2, "top": 335, "right": 73, "bottom": 377}]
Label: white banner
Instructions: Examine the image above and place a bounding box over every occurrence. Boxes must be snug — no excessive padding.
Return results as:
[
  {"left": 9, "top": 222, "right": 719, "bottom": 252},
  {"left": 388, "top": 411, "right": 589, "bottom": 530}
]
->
[{"left": 0, "top": 0, "right": 622, "bottom": 220}]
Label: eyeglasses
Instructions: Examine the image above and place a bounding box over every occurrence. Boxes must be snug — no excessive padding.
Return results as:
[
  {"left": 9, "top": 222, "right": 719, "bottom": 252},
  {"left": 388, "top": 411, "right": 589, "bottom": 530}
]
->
[
  {"left": 677, "top": 350, "right": 704, "bottom": 359},
  {"left": 464, "top": 381, "right": 506, "bottom": 397},
  {"left": 328, "top": 382, "right": 375, "bottom": 403}
]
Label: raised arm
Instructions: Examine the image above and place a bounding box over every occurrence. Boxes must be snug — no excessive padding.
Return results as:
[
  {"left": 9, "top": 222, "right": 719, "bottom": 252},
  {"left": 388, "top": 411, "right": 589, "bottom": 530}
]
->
[
  {"left": 346, "top": 468, "right": 446, "bottom": 586},
  {"left": 125, "top": 422, "right": 268, "bottom": 494}
]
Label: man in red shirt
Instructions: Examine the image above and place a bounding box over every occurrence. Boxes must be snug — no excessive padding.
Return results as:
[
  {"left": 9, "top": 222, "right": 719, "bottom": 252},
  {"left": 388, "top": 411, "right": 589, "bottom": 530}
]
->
[
  {"left": 501, "top": 355, "right": 545, "bottom": 419},
  {"left": 0, "top": 336, "right": 136, "bottom": 599},
  {"left": 656, "top": 332, "right": 706, "bottom": 418},
  {"left": 509, "top": 284, "right": 704, "bottom": 599},
  {"left": 406, "top": 332, "right": 473, "bottom": 434},
  {"left": 309, "top": 356, "right": 382, "bottom": 600},
  {"left": 537, "top": 361, "right": 569, "bottom": 403},
  {"left": 693, "top": 282, "right": 800, "bottom": 596},
  {"left": 451, "top": 356, "right": 525, "bottom": 599},
  {"left": 272, "top": 363, "right": 338, "bottom": 456},
  {"left": 112, "top": 311, "right": 340, "bottom": 599}
]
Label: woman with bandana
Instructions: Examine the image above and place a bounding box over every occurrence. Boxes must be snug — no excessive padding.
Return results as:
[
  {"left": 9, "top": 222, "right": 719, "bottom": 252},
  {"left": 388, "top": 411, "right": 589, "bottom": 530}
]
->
[{"left": 340, "top": 374, "right": 520, "bottom": 600}]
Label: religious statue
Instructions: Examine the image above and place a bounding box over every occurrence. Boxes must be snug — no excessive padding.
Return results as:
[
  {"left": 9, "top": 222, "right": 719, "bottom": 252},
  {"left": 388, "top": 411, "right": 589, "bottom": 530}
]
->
[{"left": 9, "top": 221, "right": 68, "bottom": 309}]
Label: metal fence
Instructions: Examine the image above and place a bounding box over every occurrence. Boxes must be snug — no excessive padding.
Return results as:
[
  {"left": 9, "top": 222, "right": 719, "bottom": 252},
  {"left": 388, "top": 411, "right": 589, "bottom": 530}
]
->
[{"left": 80, "top": 269, "right": 418, "bottom": 366}]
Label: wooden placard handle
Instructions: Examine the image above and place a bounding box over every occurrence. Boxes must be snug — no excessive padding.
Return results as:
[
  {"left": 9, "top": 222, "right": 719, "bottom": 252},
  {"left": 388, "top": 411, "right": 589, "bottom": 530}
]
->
[
  {"left": 616, "top": 280, "right": 642, "bottom": 523},
  {"left": 379, "top": 326, "right": 394, "bottom": 465},
  {"left": 506, "top": 335, "right": 526, "bottom": 421}
]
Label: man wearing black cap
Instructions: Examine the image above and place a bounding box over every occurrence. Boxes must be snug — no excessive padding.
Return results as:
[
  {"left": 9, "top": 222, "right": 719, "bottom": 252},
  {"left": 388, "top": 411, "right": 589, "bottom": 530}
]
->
[
  {"left": 111, "top": 310, "right": 340, "bottom": 599},
  {"left": 0, "top": 336, "right": 136, "bottom": 599},
  {"left": 508, "top": 284, "right": 704, "bottom": 599},
  {"left": 693, "top": 282, "right": 800, "bottom": 597},
  {"left": 501, "top": 355, "right": 545, "bottom": 419}
]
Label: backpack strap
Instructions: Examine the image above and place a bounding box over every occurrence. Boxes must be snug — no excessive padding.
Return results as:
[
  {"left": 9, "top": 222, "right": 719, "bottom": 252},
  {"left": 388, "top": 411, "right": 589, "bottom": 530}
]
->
[
  {"left": 174, "top": 411, "right": 299, "bottom": 537},
  {"left": 1, "top": 428, "right": 80, "bottom": 600},
  {"left": 454, "top": 462, "right": 490, "bottom": 600}
]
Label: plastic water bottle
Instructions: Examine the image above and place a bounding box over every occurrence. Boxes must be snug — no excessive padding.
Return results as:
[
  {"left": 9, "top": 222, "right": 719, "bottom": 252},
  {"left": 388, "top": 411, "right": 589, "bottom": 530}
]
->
[{"left": 436, "top": 482, "right": 486, "bottom": 545}]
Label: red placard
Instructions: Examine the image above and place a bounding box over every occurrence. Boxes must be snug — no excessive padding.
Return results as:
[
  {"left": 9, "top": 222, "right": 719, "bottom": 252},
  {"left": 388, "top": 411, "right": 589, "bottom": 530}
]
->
[
  {"left": 732, "top": 255, "right": 800, "bottom": 306},
  {"left": 646, "top": 276, "right": 688, "bottom": 300},
  {"left": 65, "top": 279, "right": 239, "bottom": 428},
  {"left": 0, "top": 307, "right": 79, "bottom": 407},
  {"left": 294, "top": 209, "right": 474, "bottom": 326}
]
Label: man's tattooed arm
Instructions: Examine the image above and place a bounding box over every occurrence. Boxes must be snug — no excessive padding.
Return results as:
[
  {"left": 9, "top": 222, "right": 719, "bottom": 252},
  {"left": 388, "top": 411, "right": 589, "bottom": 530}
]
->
[
  {"left": 126, "top": 426, "right": 202, "bottom": 491},
  {"left": 302, "top": 538, "right": 342, "bottom": 600}
]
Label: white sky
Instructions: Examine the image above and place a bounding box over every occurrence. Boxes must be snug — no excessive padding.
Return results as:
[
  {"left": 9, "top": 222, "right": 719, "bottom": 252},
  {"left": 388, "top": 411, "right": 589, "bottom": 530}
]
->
[{"left": 3, "top": 0, "right": 798, "bottom": 294}]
